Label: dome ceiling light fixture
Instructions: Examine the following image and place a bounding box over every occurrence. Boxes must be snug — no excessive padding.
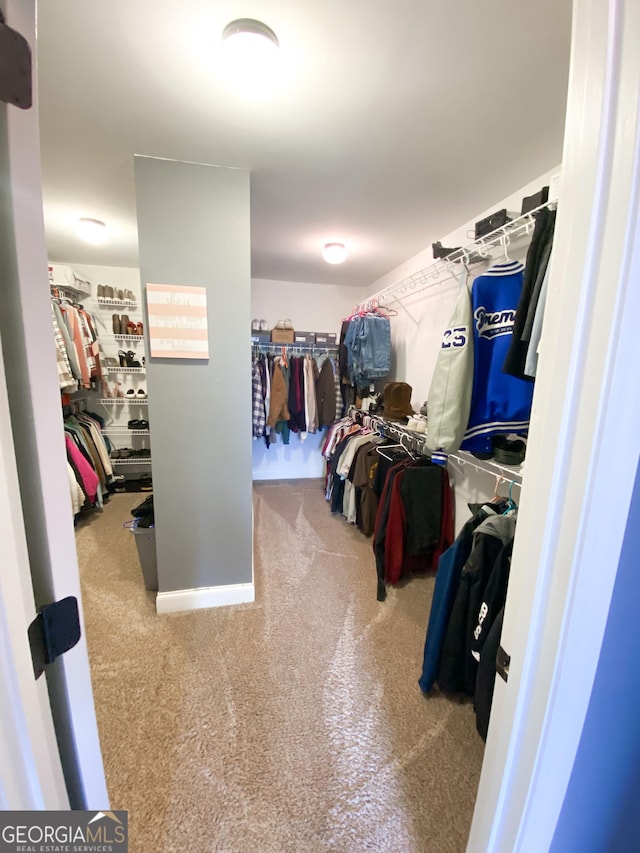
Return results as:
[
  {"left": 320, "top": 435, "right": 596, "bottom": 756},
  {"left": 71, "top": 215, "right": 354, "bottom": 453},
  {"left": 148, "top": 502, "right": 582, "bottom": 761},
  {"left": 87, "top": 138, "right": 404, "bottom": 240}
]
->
[
  {"left": 222, "top": 18, "right": 279, "bottom": 51},
  {"left": 221, "top": 18, "right": 280, "bottom": 92},
  {"left": 77, "top": 217, "right": 107, "bottom": 244},
  {"left": 322, "top": 242, "right": 348, "bottom": 265}
]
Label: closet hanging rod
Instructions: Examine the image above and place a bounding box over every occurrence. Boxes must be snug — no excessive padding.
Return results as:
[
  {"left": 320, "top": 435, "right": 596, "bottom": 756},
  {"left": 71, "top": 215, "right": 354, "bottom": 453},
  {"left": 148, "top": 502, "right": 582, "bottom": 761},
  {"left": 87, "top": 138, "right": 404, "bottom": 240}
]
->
[
  {"left": 356, "top": 199, "right": 557, "bottom": 315},
  {"left": 251, "top": 342, "right": 339, "bottom": 354},
  {"left": 349, "top": 407, "right": 523, "bottom": 483}
]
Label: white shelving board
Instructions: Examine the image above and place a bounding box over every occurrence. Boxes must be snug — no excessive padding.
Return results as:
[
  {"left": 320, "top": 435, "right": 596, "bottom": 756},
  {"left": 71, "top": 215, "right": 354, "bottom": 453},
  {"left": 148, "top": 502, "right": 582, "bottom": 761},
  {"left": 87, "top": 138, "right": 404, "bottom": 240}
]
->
[
  {"left": 102, "top": 334, "right": 146, "bottom": 344},
  {"left": 111, "top": 457, "right": 153, "bottom": 465},
  {"left": 98, "top": 398, "right": 148, "bottom": 405},
  {"left": 93, "top": 298, "right": 138, "bottom": 309},
  {"left": 103, "top": 428, "right": 150, "bottom": 436}
]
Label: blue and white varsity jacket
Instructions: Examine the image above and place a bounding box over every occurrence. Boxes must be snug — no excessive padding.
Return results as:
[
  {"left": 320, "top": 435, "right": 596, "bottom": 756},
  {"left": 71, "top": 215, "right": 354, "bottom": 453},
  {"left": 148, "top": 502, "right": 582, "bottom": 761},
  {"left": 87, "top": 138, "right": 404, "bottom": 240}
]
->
[{"left": 426, "top": 260, "right": 534, "bottom": 459}]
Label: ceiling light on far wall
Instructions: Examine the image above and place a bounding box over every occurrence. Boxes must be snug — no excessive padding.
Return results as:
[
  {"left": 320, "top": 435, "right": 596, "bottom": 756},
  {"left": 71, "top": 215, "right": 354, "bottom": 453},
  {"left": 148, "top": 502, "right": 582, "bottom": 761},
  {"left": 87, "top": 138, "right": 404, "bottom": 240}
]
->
[
  {"left": 322, "top": 242, "right": 348, "bottom": 265},
  {"left": 77, "top": 217, "right": 107, "bottom": 244},
  {"left": 221, "top": 18, "right": 280, "bottom": 92}
]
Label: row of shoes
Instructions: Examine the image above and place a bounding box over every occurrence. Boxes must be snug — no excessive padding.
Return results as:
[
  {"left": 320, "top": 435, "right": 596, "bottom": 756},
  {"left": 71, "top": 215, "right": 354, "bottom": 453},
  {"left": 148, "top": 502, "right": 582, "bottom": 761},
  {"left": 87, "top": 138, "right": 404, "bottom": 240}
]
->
[
  {"left": 112, "top": 314, "right": 144, "bottom": 336},
  {"left": 127, "top": 419, "right": 150, "bottom": 430},
  {"left": 102, "top": 381, "right": 147, "bottom": 399},
  {"left": 98, "top": 285, "right": 136, "bottom": 303},
  {"left": 111, "top": 475, "right": 153, "bottom": 493},
  {"left": 111, "top": 448, "right": 151, "bottom": 459},
  {"left": 118, "top": 350, "right": 144, "bottom": 368}
]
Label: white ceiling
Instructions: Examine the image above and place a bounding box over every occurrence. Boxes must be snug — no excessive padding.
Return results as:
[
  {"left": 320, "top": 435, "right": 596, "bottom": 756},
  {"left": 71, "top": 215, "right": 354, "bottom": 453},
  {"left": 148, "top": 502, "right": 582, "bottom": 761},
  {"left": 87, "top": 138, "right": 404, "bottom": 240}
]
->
[{"left": 37, "top": 0, "right": 572, "bottom": 288}]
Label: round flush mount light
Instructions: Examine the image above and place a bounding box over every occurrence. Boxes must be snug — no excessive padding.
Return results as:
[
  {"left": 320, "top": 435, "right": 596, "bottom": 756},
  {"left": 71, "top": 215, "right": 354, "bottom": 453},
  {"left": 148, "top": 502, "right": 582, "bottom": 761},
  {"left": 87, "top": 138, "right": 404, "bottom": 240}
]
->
[
  {"left": 322, "top": 242, "right": 348, "bottom": 265},
  {"left": 221, "top": 19, "right": 279, "bottom": 90},
  {"left": 222, "top": 18, "right": 279, "bottom": 51},
  {"left": 77, "top": 218, "right": 107, "bottom": 244}
]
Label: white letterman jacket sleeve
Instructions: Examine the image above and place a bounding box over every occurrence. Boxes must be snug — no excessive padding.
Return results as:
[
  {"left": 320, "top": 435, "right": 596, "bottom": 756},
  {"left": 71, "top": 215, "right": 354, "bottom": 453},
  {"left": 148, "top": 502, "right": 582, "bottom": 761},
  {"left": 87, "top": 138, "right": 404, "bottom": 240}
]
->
[{"left": 425, "top": 280, "right": 474, "bottom": 454}]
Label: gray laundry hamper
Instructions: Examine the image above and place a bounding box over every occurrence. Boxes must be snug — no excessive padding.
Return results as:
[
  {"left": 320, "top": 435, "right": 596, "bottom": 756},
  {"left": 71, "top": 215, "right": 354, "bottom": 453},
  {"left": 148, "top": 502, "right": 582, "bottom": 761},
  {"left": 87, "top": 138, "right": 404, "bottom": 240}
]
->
[{"left": 128, "top": 519, "right": 158, "bottom": 590}]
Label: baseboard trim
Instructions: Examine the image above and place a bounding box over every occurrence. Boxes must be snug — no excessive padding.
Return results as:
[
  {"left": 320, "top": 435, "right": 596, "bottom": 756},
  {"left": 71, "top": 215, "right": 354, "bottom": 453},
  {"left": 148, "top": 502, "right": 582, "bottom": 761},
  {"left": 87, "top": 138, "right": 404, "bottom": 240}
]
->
[{"left": 156, "top": 582, "right": 255, "bottom": 614}]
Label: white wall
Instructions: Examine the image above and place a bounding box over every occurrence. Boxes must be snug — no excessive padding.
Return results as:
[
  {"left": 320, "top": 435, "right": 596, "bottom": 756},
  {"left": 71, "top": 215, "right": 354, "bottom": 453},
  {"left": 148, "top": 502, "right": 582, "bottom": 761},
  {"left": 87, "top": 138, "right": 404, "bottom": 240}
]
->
[
  {"left": 251, "top": 277, "right": 364, "bottom": 335},
  {"left": 251, "top": 277, "right": 365, "bottom": 480},
  {"left": 362, "top": 166, "right": 561, "bottom": 531}
]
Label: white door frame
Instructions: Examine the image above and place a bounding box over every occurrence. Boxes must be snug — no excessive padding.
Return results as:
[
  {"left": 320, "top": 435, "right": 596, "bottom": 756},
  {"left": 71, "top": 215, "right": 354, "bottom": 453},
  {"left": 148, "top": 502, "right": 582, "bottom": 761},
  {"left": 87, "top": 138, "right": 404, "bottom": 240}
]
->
[
  {"left": 2, "top": 0, "right": 637, "bottom": 837},
  {"left": 2, "top": 0, "right": 108, "bottom": 809},
  {"left": 0, "top": 333, "right": 68, "bottom": 809},
  {"left": 469, "top": 1, "right": 640, "bottom": 849}
]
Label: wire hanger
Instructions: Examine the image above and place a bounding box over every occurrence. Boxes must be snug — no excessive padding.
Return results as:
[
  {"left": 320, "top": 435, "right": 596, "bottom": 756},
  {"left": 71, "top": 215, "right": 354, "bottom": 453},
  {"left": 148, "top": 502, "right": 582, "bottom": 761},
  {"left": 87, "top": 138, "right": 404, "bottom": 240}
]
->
[{"left": 499, "top": 234, "right": 512, "bottom": 263}]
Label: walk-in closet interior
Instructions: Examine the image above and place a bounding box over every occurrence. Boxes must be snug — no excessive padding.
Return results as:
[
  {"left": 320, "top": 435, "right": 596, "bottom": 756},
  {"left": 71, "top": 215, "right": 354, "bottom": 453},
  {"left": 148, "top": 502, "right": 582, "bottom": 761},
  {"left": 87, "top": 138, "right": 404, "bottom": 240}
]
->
[{"left": 7, "top": 0, "right": 635, "bottom": 849}]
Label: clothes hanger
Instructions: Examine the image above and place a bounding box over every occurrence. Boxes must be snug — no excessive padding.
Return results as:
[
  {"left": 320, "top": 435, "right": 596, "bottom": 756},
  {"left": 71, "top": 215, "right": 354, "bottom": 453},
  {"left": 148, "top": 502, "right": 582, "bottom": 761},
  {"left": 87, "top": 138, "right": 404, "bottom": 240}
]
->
[
  {"left": 499, "top": 234, "right": 512, "bottom": 263},
  {"left": 490, "top": 474, "right": 503, "bottom": 503},
  {"left": 502, "top": 480, "right": 518, "bottom": 515}
]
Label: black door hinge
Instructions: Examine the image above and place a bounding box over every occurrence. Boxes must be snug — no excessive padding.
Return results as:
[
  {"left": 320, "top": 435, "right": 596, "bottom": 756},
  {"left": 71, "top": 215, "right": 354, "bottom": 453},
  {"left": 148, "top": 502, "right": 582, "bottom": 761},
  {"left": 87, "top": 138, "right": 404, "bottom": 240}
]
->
[
  {"left": 496, "top": 644, "right": 511, "bottom": 683},
  {"left": 28, "top": 596, "right": 81, "bottom": 680},
  {"left": 0, "top": 10, "right": 32, "bottom": 109}
]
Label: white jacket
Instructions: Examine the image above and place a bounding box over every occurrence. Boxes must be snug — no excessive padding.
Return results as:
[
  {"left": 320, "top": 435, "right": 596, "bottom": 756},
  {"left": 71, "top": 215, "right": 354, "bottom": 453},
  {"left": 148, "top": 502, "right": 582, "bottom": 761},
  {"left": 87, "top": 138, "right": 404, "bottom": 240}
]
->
[{"left": 425, "top": 281, "right": 474, "bottom": 455}]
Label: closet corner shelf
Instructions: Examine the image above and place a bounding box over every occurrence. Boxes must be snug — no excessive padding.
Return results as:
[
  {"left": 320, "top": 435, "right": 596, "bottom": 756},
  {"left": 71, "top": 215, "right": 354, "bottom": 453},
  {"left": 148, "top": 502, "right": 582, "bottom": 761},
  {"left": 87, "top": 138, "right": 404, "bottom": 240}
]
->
[
  {"left": 98, "top": 398, "right": 148, "bottom": 405},
  {"left": 111, "top": 457, "right": 152, "bottom": 466},
  {"left": 102, "top": 334, "right": 146, "bottom": 343},
  {"left": 94, "top": 298, "right": 138, "bottom": 309},
  {"left": 104, "top": 367, "right": 146, "bottom": 374}
]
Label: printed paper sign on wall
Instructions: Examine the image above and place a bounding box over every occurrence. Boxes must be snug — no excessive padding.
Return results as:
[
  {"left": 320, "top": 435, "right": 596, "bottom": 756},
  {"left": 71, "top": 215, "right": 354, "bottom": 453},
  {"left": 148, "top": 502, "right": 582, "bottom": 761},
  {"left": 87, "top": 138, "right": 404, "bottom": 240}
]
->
[{"left": 146, "top": 283, "right": 209, "bottom": 359}]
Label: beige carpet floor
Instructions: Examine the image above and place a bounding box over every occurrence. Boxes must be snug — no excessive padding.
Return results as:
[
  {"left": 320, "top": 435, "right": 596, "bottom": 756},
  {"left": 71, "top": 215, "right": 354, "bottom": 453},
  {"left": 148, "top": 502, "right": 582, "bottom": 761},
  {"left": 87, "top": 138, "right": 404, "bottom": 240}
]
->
[{"left": 75, "top": 480, "right": 484, "bottom": 852}]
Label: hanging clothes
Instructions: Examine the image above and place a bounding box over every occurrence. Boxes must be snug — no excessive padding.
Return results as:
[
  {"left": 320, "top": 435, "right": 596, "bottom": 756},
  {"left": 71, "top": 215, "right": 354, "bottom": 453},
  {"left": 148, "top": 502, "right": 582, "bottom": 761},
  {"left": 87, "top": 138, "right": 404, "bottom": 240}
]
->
[
  {"left": 503, "top": 207, "right": 557, "bottom": 379},
  {"left": 418, "top": 501, "right": 505, "bottom": 694},
  {"left": 437, "top": 512, "right": 516, "bottom": 696},
  {"left": 267, "top": 357, "right": 290, "bottom": 427},
  {"left": 343, "top": 312, "right": 392, "bottom": 388},
  {"left": 316, "top": 357, "right": 337, "bottom": 427},
  {"left": 252, "top": 359, "right": 267, "bottom": 439},
  {"left": 425, "top": 261, "right": 535, "bottom": 458}
]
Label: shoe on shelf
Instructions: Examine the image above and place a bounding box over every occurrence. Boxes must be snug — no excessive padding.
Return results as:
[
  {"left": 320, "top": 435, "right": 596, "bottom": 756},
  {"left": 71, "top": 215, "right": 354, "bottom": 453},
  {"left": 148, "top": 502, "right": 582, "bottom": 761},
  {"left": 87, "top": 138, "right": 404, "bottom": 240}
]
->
[
  {"left": 114, "top": 381, "right": 124, "bottom": 399},
  {"left": 127, "top": 351, "right": 141, "bottom": 367},
  {"left": 120, "top": 314, "right": 130, "bottom": 335},
  {"left": 251, "top": 318, "right": 260, "bottom": 332},
  {"left": 126, "top": 388, "right": 136, "bottom": 396},
  {"left": 136, "top": 322, "right": 144, "bottom": 336},
  {"left": 118, "top": 350, "right": 127, "bottom": 367},
  {"left": 259, "top": 319, "right": 268, "bottom": 332},
  {"left": 137, "top": 419, "right": 149, "bottom": 430},
  {"left": 276, "top": 320, "right": 285, "bottom": 329},
  {"left": 105, "top": 285, "right": 114, "bottom": 299},
  {"left": 97, "top": 285, "right": 106, "bottom": 299},
  {"left": 137, "top": 388, "right": 147, "bottom": 398},
  {"left": 127, "top": 321, "right": 137, "bottom": 336},
  {"left": 112, "top": 314, "right": 121, "bottom": 334},
  {"left": 283, "top": 318, "right": 293, "bottom": 330},
  {"left": 127, "top": 419, "right": 140, "bottom": 429}
]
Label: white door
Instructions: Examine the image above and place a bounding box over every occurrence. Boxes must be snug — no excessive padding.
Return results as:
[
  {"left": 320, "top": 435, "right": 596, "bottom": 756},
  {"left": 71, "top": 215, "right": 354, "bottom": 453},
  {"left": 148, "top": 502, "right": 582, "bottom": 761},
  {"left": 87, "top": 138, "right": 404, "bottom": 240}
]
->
[
  {"left": 0, "top": 334, "right": 68, "bottom": 809},
  {"left": 469, "top": 0, "right": 640, "bottom": 849},
  {"left": 1, "top": 0, "right": 108, "bottom": 809}
]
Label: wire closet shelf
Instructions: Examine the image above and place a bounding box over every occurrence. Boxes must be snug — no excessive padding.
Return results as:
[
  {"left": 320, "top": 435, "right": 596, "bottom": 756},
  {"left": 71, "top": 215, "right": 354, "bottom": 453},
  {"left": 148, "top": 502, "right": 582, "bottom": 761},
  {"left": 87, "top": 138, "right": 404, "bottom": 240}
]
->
[
  {"left": 350, "top": 408, "right": 523, "bottom": 487},
  {"left": 356, "top": 200, "right": 556, "bottom": 324},
  {"left": 251, "top": 341, "right": 339, "bottom": 355}
]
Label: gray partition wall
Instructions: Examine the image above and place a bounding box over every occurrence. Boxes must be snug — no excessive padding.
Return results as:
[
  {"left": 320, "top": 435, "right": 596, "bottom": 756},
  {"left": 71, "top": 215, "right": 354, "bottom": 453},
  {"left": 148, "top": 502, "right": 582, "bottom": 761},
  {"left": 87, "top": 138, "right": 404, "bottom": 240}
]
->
[{"left": 134, "top": 156, "right": 253, "bottom": 609}]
